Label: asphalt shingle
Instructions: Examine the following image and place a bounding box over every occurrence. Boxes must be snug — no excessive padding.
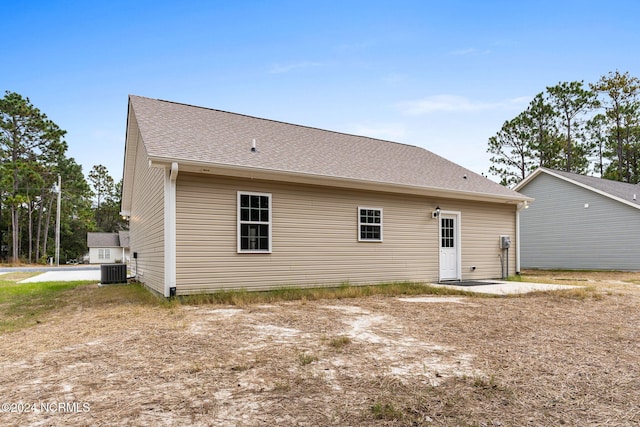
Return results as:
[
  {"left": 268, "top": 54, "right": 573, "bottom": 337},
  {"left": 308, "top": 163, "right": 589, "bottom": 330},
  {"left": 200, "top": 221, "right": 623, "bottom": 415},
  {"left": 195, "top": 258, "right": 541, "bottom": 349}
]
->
[
  {"left": 128, "top": 95, "right": 527, "bottom": 201},
  {"left": 87, "top": 232, "right": 120, "bottom": 248}
]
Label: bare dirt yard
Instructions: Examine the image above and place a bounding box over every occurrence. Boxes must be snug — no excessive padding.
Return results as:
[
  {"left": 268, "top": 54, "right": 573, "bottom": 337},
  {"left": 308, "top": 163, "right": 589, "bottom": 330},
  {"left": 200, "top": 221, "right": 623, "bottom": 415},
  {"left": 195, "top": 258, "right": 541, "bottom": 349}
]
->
[{"left": 1, "top": 271, "right": 639, "bottom": 426}]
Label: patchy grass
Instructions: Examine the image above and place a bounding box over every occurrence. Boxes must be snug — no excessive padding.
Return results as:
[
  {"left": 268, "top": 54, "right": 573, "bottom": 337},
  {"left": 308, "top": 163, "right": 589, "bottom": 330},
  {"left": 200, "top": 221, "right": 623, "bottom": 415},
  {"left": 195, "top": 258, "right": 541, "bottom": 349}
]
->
[
  {"left": 327, "top": 335, "right": 351, "bottom": 349},
  {"left": 0, "top": 277, "right": 166, "bottom": 334},
  {"left": 370, "top": 401, "right": 403, "bottom": 421},
  {"left": 0, "top": 277, "right": 480, "bottom": 335},
  {"left": 0, "top": 270, "right": 617, "bottom": 335},
  {"left": 68, "top": 281, "right": 169, "bottom": 308},
  {"left": 176, "top": 282, "right": 479, "bottom": 306},
  {"left": 364, "top": 375, "right": 516, "bottom": 425},
  {"left": 520, "top": 268, "right": 640, "bottom": 284},
  {"left": 298, "top": 352, "right": 318, "bottom": 366},
  {"left": 526, "top": 285, "right": 605, "bottom": 301},
  {"left": 0, "top": 278, "right": 92, "bottom": 333},
  {"left": 516, "top": 269, "right": 634, "bottom": 299}
]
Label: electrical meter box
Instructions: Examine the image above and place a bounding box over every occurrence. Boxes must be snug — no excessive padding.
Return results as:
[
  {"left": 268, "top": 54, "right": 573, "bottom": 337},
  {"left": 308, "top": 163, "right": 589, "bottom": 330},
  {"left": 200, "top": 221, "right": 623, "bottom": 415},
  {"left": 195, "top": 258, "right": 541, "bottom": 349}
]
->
[{"left": 500, "top": 235, "right": 511, "bottom": 249}]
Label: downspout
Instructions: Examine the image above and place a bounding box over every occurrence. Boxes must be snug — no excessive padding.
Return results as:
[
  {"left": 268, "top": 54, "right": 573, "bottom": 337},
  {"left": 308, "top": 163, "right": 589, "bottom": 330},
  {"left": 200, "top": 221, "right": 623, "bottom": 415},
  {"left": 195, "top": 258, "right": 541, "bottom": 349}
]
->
[
  {"left": 515, "top": 201, "right": 528, "bottom": 274},
  {"left": 164, "top": 162, "right": 179, "bottom": 297}
]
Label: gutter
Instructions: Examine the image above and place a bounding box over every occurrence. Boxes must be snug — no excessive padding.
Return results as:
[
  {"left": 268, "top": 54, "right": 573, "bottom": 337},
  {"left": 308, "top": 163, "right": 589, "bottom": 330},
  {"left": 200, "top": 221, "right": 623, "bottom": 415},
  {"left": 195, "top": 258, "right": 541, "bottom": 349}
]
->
[
  {"left": 148, "top": 157, "right": 533, "bottom": 205},
  {"left": 515, "top": 201, "right": 529, "bottom": 274},
  {"left": 160, "top": 162, "right": 179, "bottom": 297}
]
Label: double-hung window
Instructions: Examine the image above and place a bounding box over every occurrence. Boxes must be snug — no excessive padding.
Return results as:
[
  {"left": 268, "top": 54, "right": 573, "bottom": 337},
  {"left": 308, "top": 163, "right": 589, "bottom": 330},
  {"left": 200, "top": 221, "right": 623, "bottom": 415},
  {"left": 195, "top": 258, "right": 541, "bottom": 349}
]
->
[
  {"left": 98, "top": 248, "right": 110, "bottom": 260},
  {"left": 358, "top": 207, "right": 383, "bottom": 242},
  {"left": 238, "top": 192, "right": 272, "bottom": 253}
]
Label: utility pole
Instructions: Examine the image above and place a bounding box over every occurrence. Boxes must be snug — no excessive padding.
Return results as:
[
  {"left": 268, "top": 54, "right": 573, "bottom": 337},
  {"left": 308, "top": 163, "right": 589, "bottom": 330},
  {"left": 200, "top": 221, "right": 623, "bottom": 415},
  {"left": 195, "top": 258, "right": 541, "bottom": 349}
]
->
[
  {"left": 0, "top": 191, "right": 3, "bottom": 261},
  {"left": 0, "top": 189, "right": 3, "bottom": 262},
  {"left": 55, "top": 175, "right": 61, "bottom": 266}
]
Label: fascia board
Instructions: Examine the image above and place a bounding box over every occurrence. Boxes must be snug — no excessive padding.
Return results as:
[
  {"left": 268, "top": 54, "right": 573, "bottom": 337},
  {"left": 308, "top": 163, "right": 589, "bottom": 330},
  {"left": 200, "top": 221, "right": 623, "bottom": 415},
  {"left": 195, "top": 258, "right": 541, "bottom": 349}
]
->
[
  {"left": 149, "top": 157, "right": 533, "bottom": 205},
  {"left": 537, "top": 168, "right": 640, "bottom": 211}
]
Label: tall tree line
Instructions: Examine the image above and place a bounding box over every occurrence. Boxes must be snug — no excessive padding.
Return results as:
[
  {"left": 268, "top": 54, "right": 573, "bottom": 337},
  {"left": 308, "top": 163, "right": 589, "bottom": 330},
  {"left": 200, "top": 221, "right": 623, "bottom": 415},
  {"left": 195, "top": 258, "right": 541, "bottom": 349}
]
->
[
  {"left": 0, "top": 91, "right": 126, "bottom": 264},
  {"left": 488, "top": 71, "right": 640, "bottom": 186}
]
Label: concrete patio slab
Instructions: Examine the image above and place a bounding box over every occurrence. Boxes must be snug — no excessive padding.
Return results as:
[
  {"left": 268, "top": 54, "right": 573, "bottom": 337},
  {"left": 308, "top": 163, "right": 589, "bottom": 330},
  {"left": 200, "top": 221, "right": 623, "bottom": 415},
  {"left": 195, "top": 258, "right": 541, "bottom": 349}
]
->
[{"left": 431, "top": 280, "right": 581, "bottom": 295}]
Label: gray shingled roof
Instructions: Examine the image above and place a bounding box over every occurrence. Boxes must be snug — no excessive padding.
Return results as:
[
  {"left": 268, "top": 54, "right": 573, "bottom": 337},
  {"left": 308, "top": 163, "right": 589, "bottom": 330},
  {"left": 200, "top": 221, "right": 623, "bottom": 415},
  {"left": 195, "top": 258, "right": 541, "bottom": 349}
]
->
[
  {"left": 118, "top": 231, "right": 130, "bottom": 248},
  {"left": 87, "top": 232, "right": 120, "bottom": 248},
  {"left": 527, "top": 168, "right": 640, "bottom": 207},
  {"left": 87, "top": 232, "right": 129, "bottom": 248},
  {"left": 127, "top": 95, "right": 528, "bottom": 202}
]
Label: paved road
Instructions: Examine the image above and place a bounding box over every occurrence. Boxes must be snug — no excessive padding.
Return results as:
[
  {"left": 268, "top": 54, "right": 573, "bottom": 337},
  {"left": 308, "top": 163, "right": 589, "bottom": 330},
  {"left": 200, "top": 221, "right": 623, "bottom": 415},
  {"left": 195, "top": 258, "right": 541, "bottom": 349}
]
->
[
  {"left": 0, "top": 265, "right": 102, "bottom": 282},
  {"left": 0, "top": 265, "right": 100, "bottom": 272}
]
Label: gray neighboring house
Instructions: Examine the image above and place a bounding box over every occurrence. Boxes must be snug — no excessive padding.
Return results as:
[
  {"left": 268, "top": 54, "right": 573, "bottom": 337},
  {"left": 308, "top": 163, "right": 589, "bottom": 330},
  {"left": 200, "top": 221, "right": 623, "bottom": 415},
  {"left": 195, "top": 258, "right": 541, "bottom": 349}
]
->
[
  {"left": 515, "top": 167, "right": 640, "bottom": 270},
  {"left": 87, "top": 231, "right": 130, "bottom": 264}
]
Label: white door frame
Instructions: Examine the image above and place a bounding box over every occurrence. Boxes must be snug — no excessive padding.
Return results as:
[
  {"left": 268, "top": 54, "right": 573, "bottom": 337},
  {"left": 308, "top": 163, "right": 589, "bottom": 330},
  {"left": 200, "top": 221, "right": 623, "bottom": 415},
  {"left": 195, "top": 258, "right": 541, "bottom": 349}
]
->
[{"left": 438, "top": 211, "right": 461, "bottom": 281}]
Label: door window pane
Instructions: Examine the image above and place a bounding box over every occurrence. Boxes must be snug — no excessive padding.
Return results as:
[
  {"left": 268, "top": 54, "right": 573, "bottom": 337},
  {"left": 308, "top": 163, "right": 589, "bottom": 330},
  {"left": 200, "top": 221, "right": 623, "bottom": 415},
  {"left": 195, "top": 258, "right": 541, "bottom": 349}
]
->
[{"left": 441, "top": 218, "right": 454, "bottom": 248}]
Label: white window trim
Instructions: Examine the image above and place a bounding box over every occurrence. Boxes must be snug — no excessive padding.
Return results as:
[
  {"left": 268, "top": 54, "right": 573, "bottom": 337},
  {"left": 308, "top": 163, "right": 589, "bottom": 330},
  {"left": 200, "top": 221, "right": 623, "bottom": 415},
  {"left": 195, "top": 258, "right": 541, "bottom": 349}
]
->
[
  {"left": 237, "top": 191, "right": 273, "bottom": 253},
  {"left": 358, "top": 206, "right": 383, "bottom": 242},
  {"left": 98, "top": 248, "right": 111, "bottom": 260}
]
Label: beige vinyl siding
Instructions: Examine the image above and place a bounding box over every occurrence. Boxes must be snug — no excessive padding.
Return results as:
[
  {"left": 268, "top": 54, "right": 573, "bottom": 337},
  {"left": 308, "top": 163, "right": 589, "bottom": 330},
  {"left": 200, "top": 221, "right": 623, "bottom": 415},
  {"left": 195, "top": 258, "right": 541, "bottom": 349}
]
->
[
  {"left": 127, "top": 113, "right": 165, "bottom": 294},
  {"left": 175, "top": 173, "right": 517, "bottom": 294},
  {"left": 442, "top": 200, "right": 517, "bottom": 279},
  {"left": 176, "top": 173, "right": 435, "bottom": 293}
]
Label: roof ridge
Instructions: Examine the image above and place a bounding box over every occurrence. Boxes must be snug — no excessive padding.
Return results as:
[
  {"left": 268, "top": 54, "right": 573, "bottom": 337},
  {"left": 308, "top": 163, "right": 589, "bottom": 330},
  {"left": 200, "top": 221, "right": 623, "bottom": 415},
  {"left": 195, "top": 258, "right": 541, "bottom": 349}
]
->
[
  {"left": 544, "top": 167, "right": 639, "bottom": 188},
  {"left": 130, "top": 94, "right": 422, "bottom": 151},
  {"left": 531, "top": 168, "right": 640, "bottom": 207}
]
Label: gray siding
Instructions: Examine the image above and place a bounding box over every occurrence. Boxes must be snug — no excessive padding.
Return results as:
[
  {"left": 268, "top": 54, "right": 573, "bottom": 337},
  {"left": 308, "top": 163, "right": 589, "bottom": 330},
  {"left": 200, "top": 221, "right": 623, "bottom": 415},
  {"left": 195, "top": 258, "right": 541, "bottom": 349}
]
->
[
  {"left": 519, "top": 173, "right": 640, "bottom": 270},
  {"left": 174, "top": 173, "right": 517, "bottom": 294},
  {"left": 127, "top": 114, "right": 165, "bottom": 293}
]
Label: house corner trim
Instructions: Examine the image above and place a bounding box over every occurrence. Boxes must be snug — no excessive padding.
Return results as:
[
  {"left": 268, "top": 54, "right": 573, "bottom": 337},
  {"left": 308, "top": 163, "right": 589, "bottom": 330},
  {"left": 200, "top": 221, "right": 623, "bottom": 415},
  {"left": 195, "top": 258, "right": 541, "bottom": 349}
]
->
[{"left": 164, "top": 162, "right": 179, "bottom": 297}]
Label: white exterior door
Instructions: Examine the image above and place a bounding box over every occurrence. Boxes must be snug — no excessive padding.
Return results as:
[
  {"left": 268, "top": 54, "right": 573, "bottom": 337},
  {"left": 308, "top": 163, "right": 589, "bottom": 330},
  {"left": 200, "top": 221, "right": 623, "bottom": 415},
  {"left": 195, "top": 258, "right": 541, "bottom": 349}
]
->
[{"left": 439, "top": 213, "right": 460, "bottom": 281}]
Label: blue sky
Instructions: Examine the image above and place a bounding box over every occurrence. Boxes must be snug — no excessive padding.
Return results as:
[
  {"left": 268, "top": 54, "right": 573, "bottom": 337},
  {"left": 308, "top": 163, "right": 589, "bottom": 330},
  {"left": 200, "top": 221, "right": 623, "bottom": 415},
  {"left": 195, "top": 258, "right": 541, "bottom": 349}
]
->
[{"left": 3, "top": 1, "right": 639, "bottom": 184}]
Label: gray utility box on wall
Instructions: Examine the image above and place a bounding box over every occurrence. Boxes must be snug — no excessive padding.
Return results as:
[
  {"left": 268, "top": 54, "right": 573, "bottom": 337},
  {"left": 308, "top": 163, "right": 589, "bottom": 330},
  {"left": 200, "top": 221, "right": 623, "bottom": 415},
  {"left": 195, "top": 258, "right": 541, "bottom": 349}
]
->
[
  {"left": 101, "top": 263, "right": 127, "bottom": 284},
  {"left": 500, "top": 235, "right": 511, "bottom": 249}
]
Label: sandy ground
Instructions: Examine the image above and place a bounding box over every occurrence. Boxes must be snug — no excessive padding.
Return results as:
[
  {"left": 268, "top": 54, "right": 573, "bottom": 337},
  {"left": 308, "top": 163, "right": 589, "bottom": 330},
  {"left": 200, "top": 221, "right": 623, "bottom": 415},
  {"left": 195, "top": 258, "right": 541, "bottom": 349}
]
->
[{"left": 0, "top": 273, "right": 639, "bottom": 426}]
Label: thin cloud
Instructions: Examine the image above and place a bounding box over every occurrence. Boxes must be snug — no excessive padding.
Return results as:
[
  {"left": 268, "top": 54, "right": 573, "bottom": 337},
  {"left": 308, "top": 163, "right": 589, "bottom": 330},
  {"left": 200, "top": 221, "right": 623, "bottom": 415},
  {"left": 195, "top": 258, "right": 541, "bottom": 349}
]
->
[
  {"left": 335, "top": 41, "right": 374, "bottom": 52},
  {"left": 268, "top": 61, "right": 322, "bottom": 74},
  {"left": 398, "top": 94, "right": 530, "bottom": 115},
  {"left": 382, "top": 73, "right": 408, "bottom": 85},
  {"left": 351, "top": 123, "right": 406, "bottom": 140},
  {"left": 449, "top": 48, "right": 492, "bottom": 56}
]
